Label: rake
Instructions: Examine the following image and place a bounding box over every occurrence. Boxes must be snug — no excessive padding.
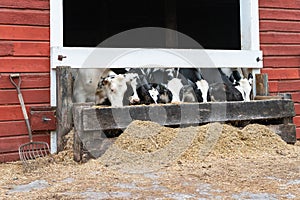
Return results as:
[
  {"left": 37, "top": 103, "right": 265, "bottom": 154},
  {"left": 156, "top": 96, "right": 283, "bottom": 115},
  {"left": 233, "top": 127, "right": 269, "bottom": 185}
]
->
[{"left": 9, "top": 73, "right": 50, "bottom": 169}]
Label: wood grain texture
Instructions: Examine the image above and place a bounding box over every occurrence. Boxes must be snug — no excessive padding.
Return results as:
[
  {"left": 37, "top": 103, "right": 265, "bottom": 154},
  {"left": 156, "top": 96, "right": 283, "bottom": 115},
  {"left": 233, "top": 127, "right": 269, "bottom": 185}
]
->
[
  {"left": 292, "top": 93, "right": 300, "bottom": 103},
  {"left": 260, "top": 20, "right": 300, "bottom": 32},
  {"left": 294, "top": 103, "right": 300, "bottom": 115},
  {"left": 260, "top": 32, "right": 300, "bottom": 44},
  {"left": 0, "top": 8, "right": 49, "bottom": 26},
  {"left": 0, "top": 73, "right": 50, "bottom": 89},
  {"left": 255, "top": 74, "right": 269, "bottom": 96},
  {"left": 80, "top": 100, "right": 295, "bottom": 131},
  {"left": 0, "top": 104, "right": 50, "bottom": 121},
  {"left": 0, "top": 133, "right": 50, "bottom": 153},
  {"left": 0, "top": 0, "right": 49, "bottom": 10},
  {"left": 0, "top": 42, "right": 14, "bottom": 56},
  {"left": 0, "top": 57, "right": 50, "bottom": 72},
  {"left": 263, "top": 56, "right": 300, "bottom": 68},
  {"left": 261, "top": 68, "right": 300, "bottom": 80},
  {"left": 269, "top": 80, "right": 300, "bottom": 92},
  {"left": 0, "top": 25, "right": 49, "bottom": 41},
  {"left": 0, "top": 89, "right": 50, "bottom": 104},
  {"left": 294, "top": 116, "right": 300, "bottom": 126},
  {"left": 0, "top": 151, "right": 20, "bottom": 163},
  {"left": 56, "top": 66, "right": 74, "bottom": 152},
  {"left": 0, "top": 121, "right": 28, "bottom": 137},
  {"left": 259, "top": 0, "right": 300, "bottom": 9},
  {"left": 30, "top": 108, "right": 56, "bottom": 131},
  {"left": 260, "top": 8, "right": 300, "bottom": 21},
  {"left": 261, "top": 44, "right": 300, "bottom": 56},
  {"left": 13, "top": 42, "right": 49, "bottom": 56}
]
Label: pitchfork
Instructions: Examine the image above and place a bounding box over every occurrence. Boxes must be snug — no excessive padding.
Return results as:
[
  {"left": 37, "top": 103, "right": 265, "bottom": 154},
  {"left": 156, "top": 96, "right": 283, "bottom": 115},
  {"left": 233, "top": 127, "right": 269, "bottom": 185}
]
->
[{"left": 9, "top": 74, "right": 50, "bottom": 170}]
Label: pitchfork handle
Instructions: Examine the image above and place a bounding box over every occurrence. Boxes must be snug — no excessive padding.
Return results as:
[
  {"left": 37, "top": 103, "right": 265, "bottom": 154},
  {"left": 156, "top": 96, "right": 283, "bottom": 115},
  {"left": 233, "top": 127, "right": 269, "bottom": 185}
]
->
[{"left": 9, "top": 74, "right": 33, "bottom": 142}]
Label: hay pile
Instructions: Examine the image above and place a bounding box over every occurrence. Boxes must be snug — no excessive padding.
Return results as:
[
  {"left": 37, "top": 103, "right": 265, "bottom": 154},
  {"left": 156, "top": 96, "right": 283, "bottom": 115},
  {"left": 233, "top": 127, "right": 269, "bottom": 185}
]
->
[
  {"left": 99, "top": 120, "right": 297, "bottom": 170},
  {"left": 52, "top": 129, "right": 75, "bottom": 164},
  {"left": 181, "top": 123, "right": 292, "bottom": 161}
]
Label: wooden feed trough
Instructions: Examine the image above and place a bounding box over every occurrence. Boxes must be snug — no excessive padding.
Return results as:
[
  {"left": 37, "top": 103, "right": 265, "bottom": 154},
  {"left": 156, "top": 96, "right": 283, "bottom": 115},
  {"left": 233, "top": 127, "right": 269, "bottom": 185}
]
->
[{"left": 55, "top": 67, "right": 296, "bottom": 162}]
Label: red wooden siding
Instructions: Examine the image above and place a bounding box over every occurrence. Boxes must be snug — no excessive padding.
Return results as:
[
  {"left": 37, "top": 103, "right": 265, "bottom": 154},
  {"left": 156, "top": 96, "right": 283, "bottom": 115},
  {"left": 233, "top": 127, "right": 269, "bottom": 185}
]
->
[
  {"left": 0, "top": 0, "right": 50, "bottom": 162},
  {"left": 0, "top": 133, "right": 50, "bottom": 162},
  {"left": 0, "top": 25, "right": 49, "bottom": 41},
  {"left": 259, "top": 1, "right": 300, "bottom": 10},
  {"left": 0, "top": 0, "right": 49, "bottom": 10},
  {"left": 259, "top": 0, "right": 300, "bottom": 139},
  {"left": 0, "top": 8, "right": 49, "bottom": 26}
]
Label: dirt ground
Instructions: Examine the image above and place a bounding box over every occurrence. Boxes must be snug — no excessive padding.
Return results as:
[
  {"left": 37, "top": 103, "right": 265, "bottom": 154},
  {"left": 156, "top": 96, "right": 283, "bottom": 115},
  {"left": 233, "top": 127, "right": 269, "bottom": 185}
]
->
[{"left": 0, "top": 121, "right": 300, "bottom": 200}]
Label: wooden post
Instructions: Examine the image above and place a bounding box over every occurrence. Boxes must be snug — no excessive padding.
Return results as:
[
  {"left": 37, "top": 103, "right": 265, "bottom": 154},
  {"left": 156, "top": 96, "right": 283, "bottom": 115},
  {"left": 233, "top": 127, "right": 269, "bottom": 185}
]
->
[
  {"left": 73, "top": 102, "right": 116, "bottom": 162},
  {"left": 56, "top": 66, "right": 73, "bottom": 152},
  {"left": 255, "top": 73, "right": 269, "bottom": 96},
  {"left": 73, "top": 103, "right": 90, "bottom": 162}
]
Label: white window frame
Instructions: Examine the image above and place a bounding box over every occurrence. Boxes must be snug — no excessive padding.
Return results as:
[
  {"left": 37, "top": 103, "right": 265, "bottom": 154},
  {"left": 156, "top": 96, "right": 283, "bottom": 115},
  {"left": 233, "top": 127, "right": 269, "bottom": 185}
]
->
[
  {"left": 50, "top": 0, "right": 262, "bottom": 102},
  {"left": 50, "top": 0, "right": 263, "bottom": 102},
  {"left": 49, "top": 0, "right": 262, "bottom": 152}
]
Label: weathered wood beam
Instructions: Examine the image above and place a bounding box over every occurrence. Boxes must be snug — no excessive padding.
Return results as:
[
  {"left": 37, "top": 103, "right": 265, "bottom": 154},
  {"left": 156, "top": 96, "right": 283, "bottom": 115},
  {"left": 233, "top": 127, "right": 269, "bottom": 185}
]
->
[
  {"left": 73, "top": 100, "right": 297, "bottom": 162},
  {"left": 73, "top": 103, "right": 115, "bottom": 161},
  {"left": 256, "top": 73, "right": 269, "bottom": 96},
  {"left": 268, "top": 124, "right": 296, "bottom": 144},
  {"left": 56, "top": 66, "right": 73, "bottom": 152},
  {"left": 82, "top": 100, "right": 295, "bottom": 131}
]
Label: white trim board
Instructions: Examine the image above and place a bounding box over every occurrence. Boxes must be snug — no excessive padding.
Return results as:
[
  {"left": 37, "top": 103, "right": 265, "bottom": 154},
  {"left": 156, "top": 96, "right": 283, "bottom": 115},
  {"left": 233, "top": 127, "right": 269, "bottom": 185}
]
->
[{"left": 51, "top": 47, "right": 262, "bottom": 69}]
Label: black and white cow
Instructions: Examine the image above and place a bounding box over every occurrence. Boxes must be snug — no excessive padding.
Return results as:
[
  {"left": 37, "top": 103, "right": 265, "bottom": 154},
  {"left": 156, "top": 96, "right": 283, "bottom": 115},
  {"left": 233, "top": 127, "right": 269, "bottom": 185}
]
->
[
  {"left": 126, "top": 68, "right": 173, "bottom": 105},
  {"left": 135, "top": 83, "right": 172, "bottom": 105},
  {"left": 74, "top": 67, "right": 252, "bottom": 107},
  {"left": 178, "top": 68, "right": 210, "bottom": 103},
  {"left": 222, "top": 68, "right": 253, "bottom": 101},
  {"left": 138, "top": 68, "right": 210, "bottom": 103},
  {"left": 95, "top": 68, "right": 173, "bottom": 107},
  {"left": 94, "top": 67, "right": 210, "bottom": 106},
  {"left": 208, "top": 68, "right": 252, "bottom": 102}
]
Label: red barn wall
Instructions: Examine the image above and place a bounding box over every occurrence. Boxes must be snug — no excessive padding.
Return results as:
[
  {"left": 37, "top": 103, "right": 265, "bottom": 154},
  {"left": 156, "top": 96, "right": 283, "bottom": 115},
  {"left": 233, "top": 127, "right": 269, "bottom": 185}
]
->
[
  {"left": 0, "top": 0, "right": 50, "bottom": 162},
  {"left": 0, "top": 0, "right": 300, "bottom": 162},
  {"left": 259, "top": 0, "right": 300, "bottom": 139}
]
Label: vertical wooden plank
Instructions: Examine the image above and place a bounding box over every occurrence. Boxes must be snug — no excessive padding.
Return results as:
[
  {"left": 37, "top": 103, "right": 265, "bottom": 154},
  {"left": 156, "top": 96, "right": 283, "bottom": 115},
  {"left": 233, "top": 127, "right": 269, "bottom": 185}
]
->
[
  {"left": 73, "top": 103, "right": 94, "bottom": 162},
  {"left": 56, "top": 66, "right": 73, "bottom": 152},
  {"left": 73, "top": 103, "right": 83, "bottom": 162},
  {"left": 255, "top": 73, "right": 269, "bottom": 96}
]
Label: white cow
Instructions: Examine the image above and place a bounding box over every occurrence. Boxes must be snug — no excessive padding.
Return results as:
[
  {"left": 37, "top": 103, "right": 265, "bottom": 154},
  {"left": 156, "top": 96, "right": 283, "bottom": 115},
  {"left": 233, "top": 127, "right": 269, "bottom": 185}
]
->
[{"left": 73, "top": 68, "right": 110, "bottom": 103}]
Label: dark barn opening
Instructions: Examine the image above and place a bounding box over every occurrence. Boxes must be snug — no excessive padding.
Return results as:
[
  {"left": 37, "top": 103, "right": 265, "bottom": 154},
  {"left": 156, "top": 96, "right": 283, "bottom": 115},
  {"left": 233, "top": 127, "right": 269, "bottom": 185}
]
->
[{"left": 63, "top": 0, "right": 240, "bottom": 49}]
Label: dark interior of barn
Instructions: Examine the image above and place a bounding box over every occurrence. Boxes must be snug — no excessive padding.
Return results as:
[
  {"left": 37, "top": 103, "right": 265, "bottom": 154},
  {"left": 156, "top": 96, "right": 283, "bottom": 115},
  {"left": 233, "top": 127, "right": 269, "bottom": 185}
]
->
[{"left": 63, "top": 0, "right": 241, "bottom": 50}]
